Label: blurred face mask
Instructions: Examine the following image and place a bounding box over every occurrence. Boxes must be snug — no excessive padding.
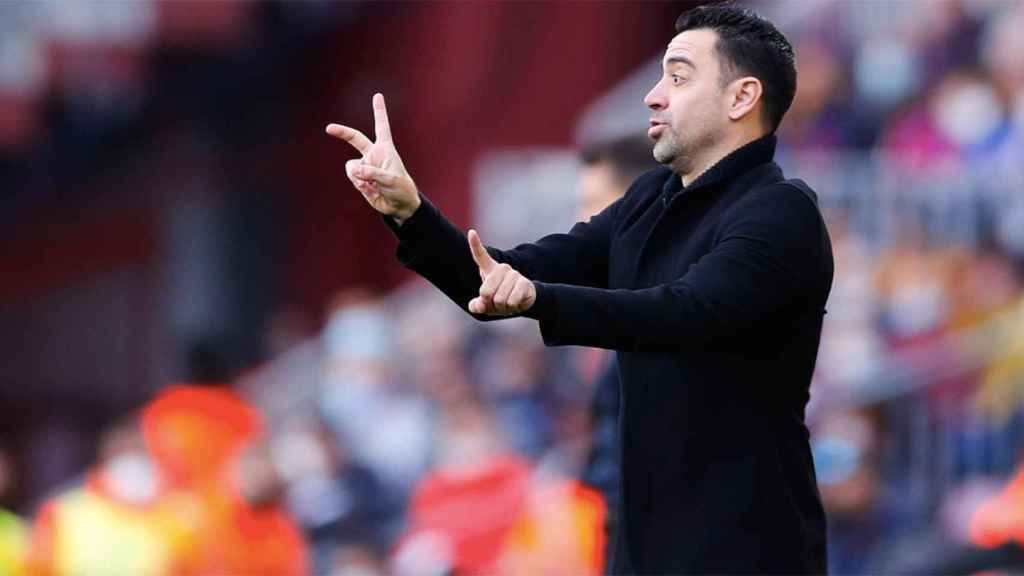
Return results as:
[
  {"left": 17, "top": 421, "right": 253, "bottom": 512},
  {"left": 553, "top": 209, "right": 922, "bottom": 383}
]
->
[
  {"left": 932, "top": 78, "right": 1004, "bottom": 148},
  {"left": 101, "top": 452, "right": 159, "bottom": 504}
]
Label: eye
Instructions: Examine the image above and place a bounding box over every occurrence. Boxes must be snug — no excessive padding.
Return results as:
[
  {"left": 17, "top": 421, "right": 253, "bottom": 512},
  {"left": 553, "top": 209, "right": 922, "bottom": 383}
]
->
[{"left": 671, "top": 74, "right": 684, "bottom": 86}]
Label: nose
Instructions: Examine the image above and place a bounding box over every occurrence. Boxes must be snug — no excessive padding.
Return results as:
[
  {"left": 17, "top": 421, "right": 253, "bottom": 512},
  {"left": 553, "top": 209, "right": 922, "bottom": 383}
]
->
[{"left": 644, "top": 80, "right": 666, "bottom": 110}]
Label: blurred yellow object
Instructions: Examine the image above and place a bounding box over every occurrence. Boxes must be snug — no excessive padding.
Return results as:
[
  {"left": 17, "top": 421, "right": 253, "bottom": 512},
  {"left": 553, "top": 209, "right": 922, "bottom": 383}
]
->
[
  {"left": 0, "top": 508, "right": 27, "bottom": 576},
  {"left": 28, "top": 487, "right": 177, "bottom": 576},
  {"left": 973, "top": 297, "right": 1024, "bottom": 422}
]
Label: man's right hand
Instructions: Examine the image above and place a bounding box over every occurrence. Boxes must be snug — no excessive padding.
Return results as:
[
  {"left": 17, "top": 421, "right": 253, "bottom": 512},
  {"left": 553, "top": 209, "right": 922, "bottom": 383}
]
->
[
  {"left": 326, "top": 93, "right": 421, "bottom": 225},
  {"left": 467, "top": 229, "right": 536, "bottom": 316}
]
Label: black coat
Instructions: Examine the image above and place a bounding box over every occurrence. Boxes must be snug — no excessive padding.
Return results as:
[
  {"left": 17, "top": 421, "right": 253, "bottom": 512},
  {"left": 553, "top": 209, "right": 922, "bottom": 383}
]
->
[{"left": 385, "top": 134, "right": 833, "bottom": 574}]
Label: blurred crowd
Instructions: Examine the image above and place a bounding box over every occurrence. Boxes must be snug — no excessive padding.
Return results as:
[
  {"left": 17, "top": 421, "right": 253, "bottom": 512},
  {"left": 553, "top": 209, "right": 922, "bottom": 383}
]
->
[
  {"left": 3, "top": 1, "right": 1024, "bottom": 575},
  {"left": 774, "top": 1, "right": 1024, "bottom": 573}
]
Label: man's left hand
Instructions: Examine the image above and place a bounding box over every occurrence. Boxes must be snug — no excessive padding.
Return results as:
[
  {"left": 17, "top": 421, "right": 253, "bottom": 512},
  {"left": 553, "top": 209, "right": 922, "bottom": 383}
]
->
[{"left": 467, "top": 229, "right": 536, "bottom": 316}]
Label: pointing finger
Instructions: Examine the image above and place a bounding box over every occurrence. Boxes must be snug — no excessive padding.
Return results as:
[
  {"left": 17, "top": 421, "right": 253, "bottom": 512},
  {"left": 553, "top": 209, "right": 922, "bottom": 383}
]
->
[
  {"left": 373, "top": 93, "right": 392, "bottom": 143},
  {"left": 326, "top": 124, "right": 372, "bottom": 155},
  {"left": 467, "top": 229, "right": 496, "bottom": 274}
]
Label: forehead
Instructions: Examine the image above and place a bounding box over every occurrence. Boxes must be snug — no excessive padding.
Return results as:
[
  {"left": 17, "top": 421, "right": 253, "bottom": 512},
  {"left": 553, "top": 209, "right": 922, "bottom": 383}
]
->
[{"left": 663, "top": 28, "right": 720, "bottom": 67}]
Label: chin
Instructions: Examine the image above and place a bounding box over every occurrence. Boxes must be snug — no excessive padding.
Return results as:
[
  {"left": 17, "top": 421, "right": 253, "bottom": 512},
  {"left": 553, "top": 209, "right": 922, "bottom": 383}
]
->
[{"left": 653, "top": 145, "right": 675, "bottom": 165}]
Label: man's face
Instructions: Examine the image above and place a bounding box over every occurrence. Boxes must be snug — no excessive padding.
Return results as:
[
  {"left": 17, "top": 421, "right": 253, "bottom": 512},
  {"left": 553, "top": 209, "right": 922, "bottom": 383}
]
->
[
  {"left": 577, "top": 162, "right": 625, "bottom": 221},
  {"left": 644, "top": 28, "right": 730, "bottom": 174}
]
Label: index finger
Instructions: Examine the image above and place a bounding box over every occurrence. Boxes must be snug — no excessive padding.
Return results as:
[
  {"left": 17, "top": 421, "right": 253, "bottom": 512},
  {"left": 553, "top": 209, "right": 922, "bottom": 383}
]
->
[
  {"left": 326, "top": 124, "right": 372, "bottom": 155},
  {"left": 373, "top": 93, "right": 392, "bottom": 143},
  {"left": 467, "top": 229, "right": 496, "bottom": 274}
]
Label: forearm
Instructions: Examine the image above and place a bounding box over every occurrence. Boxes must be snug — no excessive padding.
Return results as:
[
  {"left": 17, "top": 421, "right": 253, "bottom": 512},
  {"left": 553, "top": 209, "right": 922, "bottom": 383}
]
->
[
  {"left": 384, "top": 195, "right": 488, "bottom": 316},
  {"left": 524, "top": 280, "right": 730, "bottom": 352},
  {"left": 524, "top": 241, "right": 822, "bottom": 352},
  {"left": 385, "top": 193, "right": 617, "bottom": 320}
]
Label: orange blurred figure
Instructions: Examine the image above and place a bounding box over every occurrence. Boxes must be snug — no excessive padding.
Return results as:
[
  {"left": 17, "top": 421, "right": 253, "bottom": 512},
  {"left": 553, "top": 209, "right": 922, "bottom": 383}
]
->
[
  {"left": 141, "top": 384, "right": 308, "bottom": 576},
  {"left": 497, "top": 480, "right": 607, "bottom": 576},
  {"left": 28, "top": 384, "right": 308, "bottom": 576}
]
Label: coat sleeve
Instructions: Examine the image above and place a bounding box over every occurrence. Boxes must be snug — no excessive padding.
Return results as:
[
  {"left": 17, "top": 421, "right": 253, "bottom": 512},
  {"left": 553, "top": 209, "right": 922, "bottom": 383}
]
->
[
  {"left": 522, "top": 184, "right": 833, "bottom": 351},
  {"left": 384, "top": 193, "right": 620, "bottom": 320}
]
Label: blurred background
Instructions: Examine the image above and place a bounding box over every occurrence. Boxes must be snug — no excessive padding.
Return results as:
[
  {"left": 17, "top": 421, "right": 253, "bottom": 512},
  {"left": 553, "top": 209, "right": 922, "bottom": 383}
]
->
[{"left": 1, "top": 0, "right": 1024, "bottom": 574}]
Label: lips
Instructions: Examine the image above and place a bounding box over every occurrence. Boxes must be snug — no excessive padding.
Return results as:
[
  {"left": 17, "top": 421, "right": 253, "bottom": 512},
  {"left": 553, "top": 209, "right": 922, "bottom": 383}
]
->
[{"left": 648, "top": 122, "right": 666, "bottom": 138}]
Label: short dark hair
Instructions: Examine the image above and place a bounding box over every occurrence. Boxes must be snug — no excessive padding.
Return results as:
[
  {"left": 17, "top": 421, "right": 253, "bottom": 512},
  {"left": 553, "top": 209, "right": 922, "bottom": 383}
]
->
[
  {"left": 674, "top": 4, "right": 796, "bottom": 133},
  {"left": 580, "top": 134, "right": 658, "bottom": 187}
]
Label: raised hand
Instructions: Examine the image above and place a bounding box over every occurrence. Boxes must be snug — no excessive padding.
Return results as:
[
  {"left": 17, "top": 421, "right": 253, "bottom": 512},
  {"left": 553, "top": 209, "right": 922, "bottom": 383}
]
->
[
  {"left": 326, "top": 93, "right": 421, "bottom": 224},
  {"left": 467, "top": 229, "right": 536, "bottom": 315}
]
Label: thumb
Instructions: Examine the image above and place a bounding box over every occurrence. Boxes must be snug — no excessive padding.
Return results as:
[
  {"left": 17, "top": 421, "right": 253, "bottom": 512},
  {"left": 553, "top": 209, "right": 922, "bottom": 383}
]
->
[{"left": 467, "top": 229, "right": 496, "bottom": 274}]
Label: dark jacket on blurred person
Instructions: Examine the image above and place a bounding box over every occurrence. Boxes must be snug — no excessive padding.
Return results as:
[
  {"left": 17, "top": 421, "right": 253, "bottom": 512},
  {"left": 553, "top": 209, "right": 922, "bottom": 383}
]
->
[
  {"left": 384, "top": 134, "right": 833, "bottom": 574},
  {"left": 581, "top": 356, "right": 621, "bottom": 570}
]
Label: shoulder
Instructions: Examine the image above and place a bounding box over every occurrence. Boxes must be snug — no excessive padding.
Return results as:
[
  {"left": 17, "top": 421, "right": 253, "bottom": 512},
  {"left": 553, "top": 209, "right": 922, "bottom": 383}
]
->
[
  {"left": 728, "top": 179, "right": 823, "bottom": 229},
  {"left": 718, "top": 178, "right": 831, "bottom": 266}
]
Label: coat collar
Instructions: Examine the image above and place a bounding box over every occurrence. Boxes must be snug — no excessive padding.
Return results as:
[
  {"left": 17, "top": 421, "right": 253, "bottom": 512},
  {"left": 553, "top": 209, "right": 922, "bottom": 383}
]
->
[{"left": 661, "top": 133, "right": 777, "bottom": 200}]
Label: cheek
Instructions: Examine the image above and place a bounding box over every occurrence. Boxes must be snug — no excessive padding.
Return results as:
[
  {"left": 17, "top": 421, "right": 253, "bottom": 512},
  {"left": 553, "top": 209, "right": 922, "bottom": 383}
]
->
[
  {"left": 683, "top": 86, "right": 726, "bottom": 123},
  {"left": 667, "top": 91, "right": 703, "bottom": 128}
]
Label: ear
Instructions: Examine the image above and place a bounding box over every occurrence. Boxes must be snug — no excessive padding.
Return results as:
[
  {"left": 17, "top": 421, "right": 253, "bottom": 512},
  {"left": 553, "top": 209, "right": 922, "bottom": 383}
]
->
[{"left": 726, "top": 76, "right": 763, "bottom": 123}]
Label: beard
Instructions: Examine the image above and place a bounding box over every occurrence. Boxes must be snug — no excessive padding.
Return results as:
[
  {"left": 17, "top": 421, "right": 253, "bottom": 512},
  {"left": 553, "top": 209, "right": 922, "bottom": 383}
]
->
[
  {"left": 652, "top": 124, "right": 696, "bottom": 175},
  {"left": 651, "top": 117, "right": 723, "bottom": 177},
  {"left": 652, "top": 127, "right": 682, "bottom": 165}
]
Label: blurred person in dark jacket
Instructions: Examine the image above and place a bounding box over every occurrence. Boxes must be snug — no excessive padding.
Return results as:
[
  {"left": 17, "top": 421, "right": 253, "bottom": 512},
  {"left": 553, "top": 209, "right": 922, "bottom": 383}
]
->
[
  {"left": 273, "top": 419, "right": 400, "bottom": 574},
  {"left": 575, "top": 134, "right": 658, "bottom": 572},
  {"left": 328, "top": 5, "right": 833, "bottom": 574}
]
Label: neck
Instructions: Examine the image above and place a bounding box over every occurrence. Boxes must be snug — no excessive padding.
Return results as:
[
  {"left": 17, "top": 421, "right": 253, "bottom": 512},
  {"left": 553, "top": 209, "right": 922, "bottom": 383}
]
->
[{"left": 677, "top": 128, "right": 766, "bottom": 186}]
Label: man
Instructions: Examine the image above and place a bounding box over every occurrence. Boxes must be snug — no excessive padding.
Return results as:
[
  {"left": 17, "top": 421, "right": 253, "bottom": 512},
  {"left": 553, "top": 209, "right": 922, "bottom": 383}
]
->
[
  {"left": 575, "top": 135, "right": 658, "bottom": 572},
  {"left": 578, "top": 135, "right": 657, "bottom": 223},
  {"left": 327, "top": 5, "right": 833, "bottom": 573}
]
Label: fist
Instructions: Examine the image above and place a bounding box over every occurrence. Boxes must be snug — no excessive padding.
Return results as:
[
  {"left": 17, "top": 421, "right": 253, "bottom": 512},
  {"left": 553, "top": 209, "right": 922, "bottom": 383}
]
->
[{"left": 467, "top": 229, "right": 536, "bottom": 316}]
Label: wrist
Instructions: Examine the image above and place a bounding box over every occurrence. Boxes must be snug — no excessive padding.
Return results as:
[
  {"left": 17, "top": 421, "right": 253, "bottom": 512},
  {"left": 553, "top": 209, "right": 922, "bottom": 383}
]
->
[{"left": 393, "top": 195, "right": 422, "bottom": 226}]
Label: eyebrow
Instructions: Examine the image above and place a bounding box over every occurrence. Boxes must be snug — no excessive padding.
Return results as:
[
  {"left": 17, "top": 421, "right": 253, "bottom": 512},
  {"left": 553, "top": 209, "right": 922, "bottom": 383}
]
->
[{"left": 664, "top": 56, "right": 696, "bottom": 70}]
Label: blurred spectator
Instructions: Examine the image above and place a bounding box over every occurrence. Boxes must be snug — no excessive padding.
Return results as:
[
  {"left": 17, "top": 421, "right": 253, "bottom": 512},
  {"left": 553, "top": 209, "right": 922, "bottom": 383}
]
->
[
  {"left": 470, "top": 324, "right": 553, "bottom": 460},
  {"left": 576, "top": 134, "right": 655, "bottom": 219},
  {"left": 139, "top": 384, "right": 308, "bottom": 576},
  {"left": 574, "top": 133, "right": 658, "bottom": 572},
  {"left": 0, "top": 446, "right": 27, "bottom": 576},
  {"left": 0, "top": 506, "right": 26, "bottom": 576},
  {"left": 319, "top": 291, "right": 433, "bottom": 496},
  {"left": 27, "top": 419, "right": 175, "bottom": 576},
  {"left": 394, "top": 394, "right": 527, "bottom": 575},
  {"left": 272, "top": 418, "right": 400, "bottom": 574},
  {"left": 812, "top": 409, "right": 889, "bottom": 575}
]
